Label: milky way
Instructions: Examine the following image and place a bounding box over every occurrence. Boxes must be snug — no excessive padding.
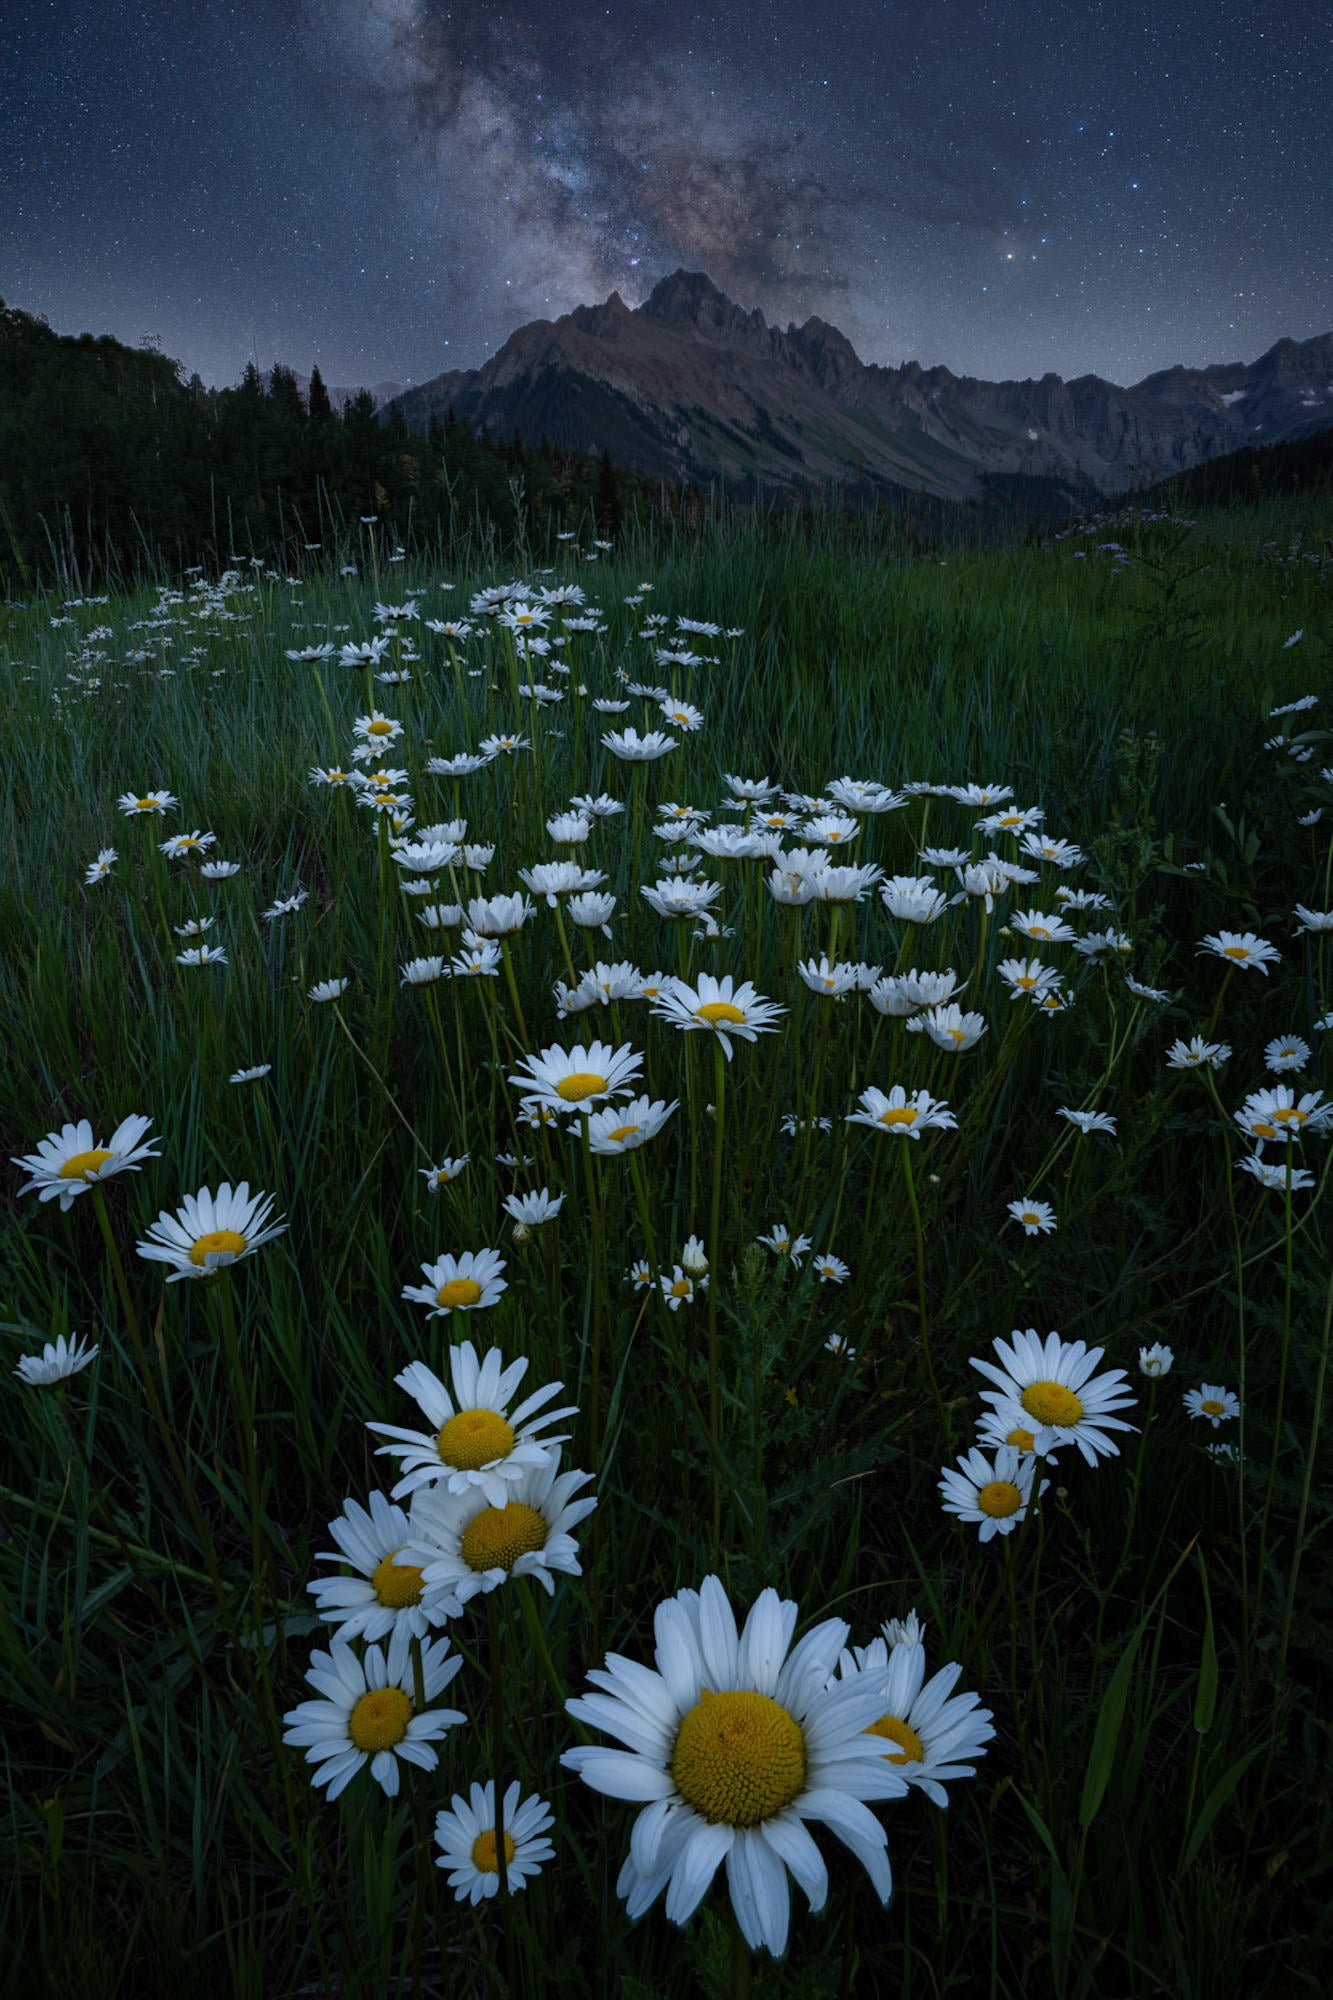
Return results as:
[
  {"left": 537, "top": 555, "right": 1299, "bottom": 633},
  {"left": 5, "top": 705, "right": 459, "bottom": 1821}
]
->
[{"left": 2, "top": 0, "right": 1329, "bottom": 391}]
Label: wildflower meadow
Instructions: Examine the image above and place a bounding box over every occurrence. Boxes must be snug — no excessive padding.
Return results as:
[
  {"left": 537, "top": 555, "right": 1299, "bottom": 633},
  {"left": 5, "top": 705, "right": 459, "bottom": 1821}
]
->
[{"left": 2, "top": 499, "right": 1331, "bottom": 1997}]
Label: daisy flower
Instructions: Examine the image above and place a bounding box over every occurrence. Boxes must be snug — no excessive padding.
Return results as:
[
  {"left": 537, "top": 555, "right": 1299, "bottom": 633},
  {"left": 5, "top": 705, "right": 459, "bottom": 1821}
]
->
[
  {"left": 660, "top": 1265, "right": 705, "bottom": 1309},
  {"left": 829, "top": 1626, "right": 994, "bottom": 1808},
  {"left": 406, "top": 1456, "right": 596, "bottom": 1602},
  {"left": 974, "top": 1411, "right": 1061, "bottom": 1459},
  {"left": 281, "top": 1626, "right": 465, "bottom": 1801},
  {"left": 1009, "top": 907, "right": 1076, "bottom": 945},
  {"left": 602, "top": 727, "right": 677, "bottom": 761},
  {"left": 561, "top": 1575, "right": 909, "bottom": 1957},
  {"left": 368, "top": 1345, "right": 574, "bottom": 1505},
  {"left": 401, "top": 1248, "right": 509, "bottom": 1318},
  {"left": 160, "top": 830, "right": 218, "bottom": 860},
  {"left": 230, "top": 1065, "right": 271, "bottom": 1084},
  {"left": 755, "top": 1224, "right": 812, "bottom": 1267},
  {"left": 13, "top": 1114, "right": 159, "bottom": 1211},
  {"left": 1197, "top": 931, "right": 1281, "bottom": 974},
  {"left": 970, "top": 1330, "right": 1137, "bottom": 1465},
  {"left": 1138, "top": 1344, "right": 1174, "bottom": 1378},
  {"left": 1233, "top": 1085, "right": 1330, "bottom": 1145},
  {"left": 586, "top": 1096, "right": 678, "bottom": 1155},
  {"left": 508, "top": 1041, "right": 643, "bottom": 1113},
  {"left": 135, "top": 1182, "right": 287, "bottom": 1281},
  {"left": 176, "top": 944, "right": 228, "bottom": 967},
  {"left": 1166, "top": 1034, "right": 1230, "bottom": 1069},
  {"left": 421, "top": 1156, "right": 469, "bottom": 1191},
  {"left": 1057, "top": 1108, "right": 1117, "bottom": 1136},
  {"left": 1293, "top": 905, "right": 1333, "bottom": 934},
  {"left": 84, "top": 847, "right": 116, "bottom": 885},
  {"left": 1264, "top": 1035, "right": 1311, "bottom": 1074},
  {"left": 905, "top": 1003, "right": 987, "bottom": 1053},
  {"left": 1184, "top": 1383, "right": 1240, "bottom": 1428},
  {"left": 996, "top": 957, "right": 1061, "bottom": 1001},
  {"left": 845, "top": 1086, "right": 956, "bottom": 1138},
  {"left": 1008, "top": 1198, "right": 1056, "bottom": 1236},
  {"left": 308, "top": 977, "right": 350, "bottom": 1003},
  {"left": 434, "top": 1781, "right": 555, "bottom": 1904},
  {"left": 502, "top": 1187, "right": 565, "bottom": 1228},
  {"left": 308, "top": 1490, "right": 461, "bottom": 1641},
  {"left": 825, "top": 1333, "right": 856, "bottom": 1356},
  {"left": 651, "top": 973, "right": 786, "bottom": 1060},
  {"left": 13, "top": 1333, "right": 101, "bottom": 1386},
  {"left": 939, "top": 1444, "right": 1046, "bottom": 1541},
  {"left": 641, "top": 876, "right": 723, "bottom": 919},
  {"left": 813, "top": 1253, "right": 850, "bottom": 1284},
  {"left": 628, "top": 1258, "right": 653, "bottom": 1290},
  {"left": 1236, "top": 1155, "right": 1316, "bottom": 1191},
  {"left": 118, "top": 790, "right": 178, "bottom": 816},
  {"left": 681, "top": 1234, "right": 709, "bottom": 1275}
]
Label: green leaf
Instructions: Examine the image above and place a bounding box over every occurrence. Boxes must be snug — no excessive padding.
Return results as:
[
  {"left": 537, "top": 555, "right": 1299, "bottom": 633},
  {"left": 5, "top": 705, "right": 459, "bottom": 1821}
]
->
[
  {"left": 1079, "top": 1627, "right": 1141, "bottom": 1828},
  {"left": 1179, "top": 1746, "right": 1266, "bottom": 1874},
  {"left": 1194, "top": 1548, "right": 1219, "bottom": 1734}
]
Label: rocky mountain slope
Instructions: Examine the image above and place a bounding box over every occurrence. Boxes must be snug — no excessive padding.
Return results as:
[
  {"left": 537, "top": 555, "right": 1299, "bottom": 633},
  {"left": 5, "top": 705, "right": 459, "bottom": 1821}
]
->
[{"left": 390, "top": 271, "right": 1333, "bottom": 502}]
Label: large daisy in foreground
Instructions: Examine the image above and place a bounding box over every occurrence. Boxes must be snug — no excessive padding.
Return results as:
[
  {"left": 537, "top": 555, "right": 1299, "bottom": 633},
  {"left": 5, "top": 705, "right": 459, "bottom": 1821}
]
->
[
  {"left": 970, "top": 1329, "right": 1136, "bottom": 1465},
  {"left": 135, "top": 1182, "right": 287, "bottom": 1280},
  {"left": 561, "top": 1575, "right": 908, "bottom": 1958}
]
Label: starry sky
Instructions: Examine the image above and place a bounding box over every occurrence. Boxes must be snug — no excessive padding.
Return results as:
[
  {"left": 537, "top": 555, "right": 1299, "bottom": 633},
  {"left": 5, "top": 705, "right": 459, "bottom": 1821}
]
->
[{"left": 3, "top": 0, "right": 1329, "bottom": 395}]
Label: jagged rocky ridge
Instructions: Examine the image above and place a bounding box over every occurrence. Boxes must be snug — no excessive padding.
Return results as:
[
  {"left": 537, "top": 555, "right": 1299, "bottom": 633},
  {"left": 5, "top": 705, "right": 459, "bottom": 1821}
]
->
[{"left": 390, "top": 271, "right": 1333, "bottom": 503}]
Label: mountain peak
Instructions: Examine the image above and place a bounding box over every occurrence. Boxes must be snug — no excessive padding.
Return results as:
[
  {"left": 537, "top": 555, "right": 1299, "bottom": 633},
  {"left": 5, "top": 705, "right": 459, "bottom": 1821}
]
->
[{"left": 638, "top": 269, "right": 767, "bottom": 333}]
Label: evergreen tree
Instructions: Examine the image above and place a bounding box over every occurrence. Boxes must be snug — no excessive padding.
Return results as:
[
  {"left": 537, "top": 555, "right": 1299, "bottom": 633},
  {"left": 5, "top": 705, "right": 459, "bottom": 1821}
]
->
[{"left": 307, "top": 365, "right": 333, "bottom": 423}]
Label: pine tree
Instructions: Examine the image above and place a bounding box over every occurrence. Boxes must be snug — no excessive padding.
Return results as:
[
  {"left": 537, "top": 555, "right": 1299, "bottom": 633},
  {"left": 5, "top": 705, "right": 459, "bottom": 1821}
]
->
[{"left": 307, "top": 365, "right": 333, "bottom": 423}]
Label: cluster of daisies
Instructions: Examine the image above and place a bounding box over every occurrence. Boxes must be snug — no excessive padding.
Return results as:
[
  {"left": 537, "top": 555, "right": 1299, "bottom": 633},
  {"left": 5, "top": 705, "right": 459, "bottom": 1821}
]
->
[{"left": 284, "top": 1336, "right": 593, "bottom": 1899}]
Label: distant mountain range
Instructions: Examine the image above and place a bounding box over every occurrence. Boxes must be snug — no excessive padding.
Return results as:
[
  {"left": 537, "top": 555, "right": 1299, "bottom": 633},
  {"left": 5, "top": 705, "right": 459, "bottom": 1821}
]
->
[{"left": 387, "top": 270, "right": 1333, "bottom": 503}]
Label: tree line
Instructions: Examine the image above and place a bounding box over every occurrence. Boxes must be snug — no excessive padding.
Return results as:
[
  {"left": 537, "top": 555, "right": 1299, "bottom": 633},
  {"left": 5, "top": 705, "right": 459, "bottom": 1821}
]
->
[{"left": 0, "top": 301, "right": 677, "bottom": 591}]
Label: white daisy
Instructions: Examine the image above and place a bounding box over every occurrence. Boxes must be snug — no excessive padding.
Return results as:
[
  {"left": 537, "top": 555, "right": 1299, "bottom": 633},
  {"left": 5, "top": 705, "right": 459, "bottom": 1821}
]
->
[
  {"left": 434, "top": 1780, "right": 555, "bottom": 1904},
  {"left": 845, "top": 1086, "right": 956, "bottom": 1138},
  {"left": 13, "top": 1332, "right": 101, "bottom": 1386},
  {"left": 970, "top": 1330, "right": 1137, "bottom": 1465},
  {"left": 1138, "top": 1344, "right": 1174, "bottom": 1378},
  {"left": 651, "top": 974, "right": 786, "bottom": 1060},
  {"left": 755, "top": 1224, "right": 812, "bottom": 1267},
  {"left": 813, "top": 1253, "right": 850, "bottom": 1285},
  {"left": 829, "top": 1628, "right": 994, "bottom": 1808},
  {"left": 939, "top": 1444, "right": 1046, "bottom": 1541},
  {"left": 660, "top": 1265, "right": 706, "bottom": 1310},
  {"left": 368, "top": 1345, "right": 575, "bottom": 1505},
  {"left": 1056, "top": 1107, "right": 1117, "bottom": 1136},
  {"left": 1007, "top": 1198, "right": 1056, "bottom": 1236},
  {"left": 974, "top": 1410, "right": 1063, "bottom": 1460},
  {"left": 308, "top": 1490, "right": 462, "bottom": 1641},
  {"left": 585, "top": 1096, "right": 678, "bottom": 1155},
  {"left": 421, "top": 1156, "right": 470, "bottom": 1191},
  {"left": 84, "top": 847, "right": 116, "bottom": 885},
  {"left": 502, "top": 1187, "right": 565, "bottom": 1228},
  {"left": 281, "top": 1626, "right": 465, "bottom": 1801},
  {"left": 406, "top": 1456, "right": 596, "bottom": 1602},
  {"left": 400, "top": 1249, "right": 509, "bottom": 1319},
  {"left": 12, "top": 1114, "right": 159, "bottom": 1211},
  {"left": 1264, "top": 1035, "right": 1311, "bottom": 1075},
  {"left": 1184, "top": 1383, "right": 1240, "bottom": 1428},
  {"left": 1197, "top": 930, "right": 1281, "bottom": 974},
  {"left": 229, "top": 1064, "right": 271, "bottom": 1085},
  {"left": 508, "top": 1041, "right": 644, "bottom": 1113},
  {"left": 561, "top": 1575, "right": 909, "bottom": 1958},
  {"left": 135, "top": 1182, "right": 287, "bottom": 1280},
  {"left": 1236, "top": 1154, "right": 1316, "bottom": 1191},
  {"left": 308, "top": 978, "right": 350, "bottom": 1003},
  {"left": 905, "top": 1003, "right": 987, "bottom": 1053}
]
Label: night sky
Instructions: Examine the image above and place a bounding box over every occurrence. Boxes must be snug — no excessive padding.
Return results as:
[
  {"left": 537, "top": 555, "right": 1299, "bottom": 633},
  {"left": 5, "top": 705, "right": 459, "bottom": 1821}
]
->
[{"left": 4, "top": 0, "right": 1329, "bottom": 394}]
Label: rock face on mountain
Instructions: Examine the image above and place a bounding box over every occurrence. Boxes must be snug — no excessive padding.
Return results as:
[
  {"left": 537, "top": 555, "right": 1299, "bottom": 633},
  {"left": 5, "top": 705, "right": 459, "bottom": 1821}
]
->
[{"left": 390, "top": 271, "right": 1333, "bottom": 502}]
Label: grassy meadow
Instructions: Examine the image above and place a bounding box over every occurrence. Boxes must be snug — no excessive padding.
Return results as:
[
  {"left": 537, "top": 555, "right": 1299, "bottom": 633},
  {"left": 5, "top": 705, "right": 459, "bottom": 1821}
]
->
[{"left": 1, "top": 494, "right": 1331, "bottom": 1998}]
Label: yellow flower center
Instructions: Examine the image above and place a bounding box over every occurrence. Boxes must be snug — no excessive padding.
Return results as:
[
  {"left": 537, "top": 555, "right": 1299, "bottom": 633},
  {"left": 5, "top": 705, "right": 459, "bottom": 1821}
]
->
[
  {"left": 865, "top": 1714, "right": 926, "bottom": 1763},
  {"left": 1006, "top": 1427, "right": 1036, "bottom": 1452},
  {"left": 348, "top": 1685, "right": 413, "bottom": 1752},
  {"left": 555, "top": 1071, "right": 608, "bottom": 1102},
  {"left": 1016, "top": 974, "right": 1037, "bottom": 989},
  {"left": 1020, "top": 1380, "right": 1084, "bottom": 1427},
  {"left": 436, "top": 1277, "right": 484, "bottom": 1309},
  {"left": 58, "top": 1147, "right": 115, "bottom": 1181},
  {"left": 371, "top": 1550, "right": 426, "bottom": 1608},
  {"left": 1021, "top": 1211, "right": 1041, "bottom": 1227},
  {"left": 946, "top": 1027, "right": 967, "bottom": 1043},
  {"left": 436, "top": 1408, "right": 517, "bottom": 1469},
  {"left": 459, "top": 1501, "right": 548, "bottom": 1573},
  {"left": 879, "top": 1106, "right": 918, "bottom": 1126},
  {"left": 695, "top": 1001, "right": 746, "bottom": 1024},
  {"left": 1251, "top": 1121, "right": 1276, "bottom": 1139},
  {"left": 136, "top": 797, "right": 157, "bottom": 810},
  {"left": 1222, "top": 945, "right": 1250, "bottom": 959},
  {"left": 368, "top": 719, "right": 393, "bottom": 735},
  {"left": 1271, "top": 1106, "right": 1306, "bottom": 1126},
  {"left": 1200, "top": 1398, "right": 1226, "bottom": 1417},
  {"left": 671, "top": 1689, "right": 807, "bottom": 1827},
  {"left": 977, "top": 1479, "right": 1023, "bottom": 1518},
  {"left": 188, "top": 1227, "right": 248, "bottom": 1267},
  {"left": 670, "top": 1278, "right": 692, "bottom": 1298},
  {"left": 471, "top": 1828, "right": 517, "bottom": 1874},
  {"left": 606, "top": 1123, "right": 640, "bottom": 1143}
]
